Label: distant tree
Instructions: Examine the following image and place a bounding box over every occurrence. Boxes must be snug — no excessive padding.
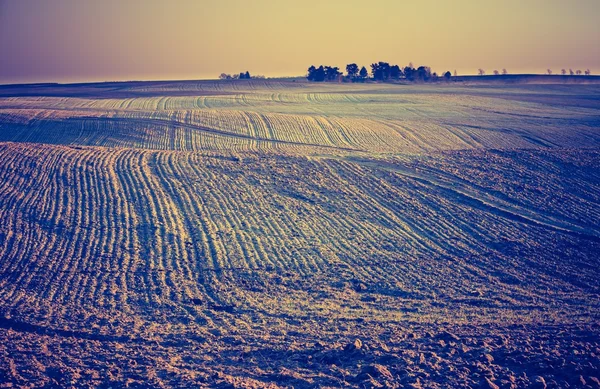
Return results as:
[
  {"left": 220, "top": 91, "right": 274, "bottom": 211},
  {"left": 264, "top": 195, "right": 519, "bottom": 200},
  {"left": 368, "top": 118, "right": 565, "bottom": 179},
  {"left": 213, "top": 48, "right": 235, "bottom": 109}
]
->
[
  {"left": 371, "top": 63, "right": 381, "bottom": 80},
  {"left": 307, "top": 65, "right": 316, "bottom": 81},
  {"left": 585, "top": 69, "right": 591, "bottom": 76},
  {"left": 219, "top": 73, "right": 232, "bottom": 80},
  {"left": 359, "top": 66, "right": 368, "bottom": 80},
  {"left": 431, "top": 72, "right": 438, "bottom": 81},
  {"left": 493, "top": 70, "right": 499, "bottom": 75},
  {"left": 478, "top": 69, "right": 485, "bottom": 76},
  {"left": 371, "top": 62, "right": 391, "bottom": 81},
  {"left": 381, "top": 62, "right": 391, "bottom": 80},
  {"left": 576, "top": 70, "right": 582, "bottom": 75},
  {"left": 416, "top": 66, "right": 431, "bottom": 81},
  {"left": 346, "top": 63, "right": 359, "bottom": 79},
  {"left": 547, "top": 69, "right": 553, "bottom": 75},
  {"left": 569, "top": 69, "right": 575, "bottom": 76},
  {"left": 454, "top": 70, "right": 457, "bottom": 77},
  {"left": 307, "top": 65, "right": 327, "bottom": 82},
  {"left": 245, "top": 71, "right": 251, "bottom": 79},
  {"left": 561, "top": 69, "right": 567, "bottom": 75},
  {"left": 325, "top": 66, "right": 341, "bottom": 81},
  {"left": 444, "top": 71, "right": 452, "bottom": 80},
  {"left": 502, "top": 69, "right": 508, "bottom": 75},
  {"left": 404, "top": 66, "right": 415, "bottom": 81},
  {"left": 233, "top": 73, "right": 240, "bottom": 79},
  {"left": 314, "top": 66, "right": 326, "bottom": 81},
  {"left": 390, "top": 65, "right": 402, "bottom": 80}
]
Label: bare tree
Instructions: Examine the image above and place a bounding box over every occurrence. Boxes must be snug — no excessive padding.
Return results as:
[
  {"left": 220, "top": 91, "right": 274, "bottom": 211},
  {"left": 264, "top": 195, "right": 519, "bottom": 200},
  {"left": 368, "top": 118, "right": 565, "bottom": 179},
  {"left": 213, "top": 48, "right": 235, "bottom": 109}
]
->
[
  {"left": 219, "top": 73, "right": 232, "bottom": 80},
  {"left": 569, "top": 69, "right": 575, "bottom": 76},
  {"left": 502, "top": 69, "right": 508, "bottom": 75},
  {"left": 585, "top": 69, "right": 591, "bottom": 76},
  {"left": 478, "top": 69, "right": 485, "bottom": 76},
  {"left": 454, "top": 70, "right": 457, "bottom": 77},
  {"left": 561, "top": 69, "right": 567, "bottom": 75},
  {"left": 493, "top": 70, "right": 499, "bottom": 75},
  {"left": 576, "top": 70, "right": 582, "bottom": 75},
  {"left": 547, "top": 69, "right": 553, "bottom": 75}
]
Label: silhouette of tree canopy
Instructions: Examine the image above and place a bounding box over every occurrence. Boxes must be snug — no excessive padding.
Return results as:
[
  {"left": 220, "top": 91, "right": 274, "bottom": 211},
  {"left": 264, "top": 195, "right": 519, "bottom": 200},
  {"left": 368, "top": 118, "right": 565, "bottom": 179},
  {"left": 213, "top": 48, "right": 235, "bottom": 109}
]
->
[
  {"left": 416, "top": 66, "right": 431, "bottom": 81},
  {"left": 346, "top": 63, "right": 359, "bottom": 79},
  {"left": 359, "top": 66, "right": 368, "bottom": 80},
  {"left": 325, "top": 66, "right": 341, "bottom": 81},
  {"left": 303, "top": 60, "right": 544, "bottom": 83},
  {"left": 390, "top": 65, "right": 402, "bottom": 80},
  {"left": 220, "top": 71, "right": 252, "bottom": 80},
  {"left": 307, "top": 65, "right": 326, "bottom": 81},
  {"left": 371, "top": 62, "right": 394, "bottom": 81},
  {"left": 307, "top": 62, "right": 590, "bottom": 82}
]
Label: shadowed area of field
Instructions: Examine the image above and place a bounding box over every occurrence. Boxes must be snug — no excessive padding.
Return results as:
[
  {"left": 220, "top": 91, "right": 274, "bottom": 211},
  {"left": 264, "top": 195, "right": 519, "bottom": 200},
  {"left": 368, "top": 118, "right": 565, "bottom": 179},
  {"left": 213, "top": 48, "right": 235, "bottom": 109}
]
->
[{"left": 0, "top": 80, "right": 599, "bottom": 388}]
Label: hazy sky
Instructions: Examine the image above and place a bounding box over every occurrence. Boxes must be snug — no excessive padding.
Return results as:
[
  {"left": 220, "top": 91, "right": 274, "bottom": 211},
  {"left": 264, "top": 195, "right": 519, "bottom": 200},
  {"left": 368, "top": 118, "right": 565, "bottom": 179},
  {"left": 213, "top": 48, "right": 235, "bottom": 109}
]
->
[{"left": 1, "top": 0, "right": 599, "bottom": 84}]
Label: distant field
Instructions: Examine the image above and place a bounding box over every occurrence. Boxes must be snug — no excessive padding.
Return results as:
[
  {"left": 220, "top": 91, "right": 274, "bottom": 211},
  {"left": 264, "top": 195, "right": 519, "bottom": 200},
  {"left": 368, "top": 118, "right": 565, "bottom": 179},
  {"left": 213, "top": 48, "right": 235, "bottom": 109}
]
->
[{"left": 0, "top": 80, "right": 599, "bottom": 388}]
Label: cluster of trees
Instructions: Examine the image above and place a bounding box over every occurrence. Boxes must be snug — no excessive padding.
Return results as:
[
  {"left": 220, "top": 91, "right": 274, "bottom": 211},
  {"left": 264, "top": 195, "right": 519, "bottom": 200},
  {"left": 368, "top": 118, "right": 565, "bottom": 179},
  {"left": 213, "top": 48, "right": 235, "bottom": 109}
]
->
[
  {"left": 306, "top": 65, "right": 344, "bottom": 81},
  {"left": 344, "top": 64, "right": 371, "bottom": 81},
  {"left": 368, "top": 62, "right": 446, "bottom": 82},
  {"left": 307, "top": 62, "right": 452, "bottom": 82},
  {"left": 219, "top": 71, "right": 265, "bottom": 80}
]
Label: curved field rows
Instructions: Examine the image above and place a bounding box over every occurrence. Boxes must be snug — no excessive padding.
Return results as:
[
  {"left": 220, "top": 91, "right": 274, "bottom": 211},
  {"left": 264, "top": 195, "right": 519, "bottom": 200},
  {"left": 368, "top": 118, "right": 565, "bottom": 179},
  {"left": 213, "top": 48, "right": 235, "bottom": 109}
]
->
[
  {"left": 2, "top": 82, "right": 600, "bottom": 155},
  {"left": 2, "top": 107, "right": 599, "bottom": 154},
  {"left": 1, "top": 81, "right": 600, "bottom": 387},
  {"left": 1, "top": 142, "right": 598, "bottom": 319}
]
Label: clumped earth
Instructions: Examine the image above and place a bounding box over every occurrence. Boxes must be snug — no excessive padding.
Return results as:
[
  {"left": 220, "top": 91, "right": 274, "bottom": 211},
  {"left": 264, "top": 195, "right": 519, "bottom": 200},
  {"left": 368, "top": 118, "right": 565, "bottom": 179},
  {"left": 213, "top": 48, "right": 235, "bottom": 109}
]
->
[{"left": 0, "top": 80, "right": 599, "bottom": 388}]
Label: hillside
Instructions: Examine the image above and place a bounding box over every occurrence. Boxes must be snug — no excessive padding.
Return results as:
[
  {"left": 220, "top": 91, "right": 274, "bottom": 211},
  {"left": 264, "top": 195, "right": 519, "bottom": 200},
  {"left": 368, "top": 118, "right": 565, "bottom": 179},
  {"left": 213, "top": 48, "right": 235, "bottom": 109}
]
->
[{"left": 0, "top": 80, "right": 599, "bottom": 388}]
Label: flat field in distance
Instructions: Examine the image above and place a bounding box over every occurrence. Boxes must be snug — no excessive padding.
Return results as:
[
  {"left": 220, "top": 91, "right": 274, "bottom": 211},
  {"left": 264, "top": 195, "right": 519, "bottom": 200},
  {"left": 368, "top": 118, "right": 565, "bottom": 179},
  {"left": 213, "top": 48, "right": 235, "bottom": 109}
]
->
[{"left": 0, "top": 79, "right": 599, "bottom": 388}]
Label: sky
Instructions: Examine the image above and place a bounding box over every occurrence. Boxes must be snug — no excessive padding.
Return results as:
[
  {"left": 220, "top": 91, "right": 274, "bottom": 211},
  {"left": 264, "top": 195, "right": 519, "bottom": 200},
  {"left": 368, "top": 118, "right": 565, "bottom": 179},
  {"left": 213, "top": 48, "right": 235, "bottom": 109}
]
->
[{"left": 1, "top": 0, "right": 599, "bottom": 84}]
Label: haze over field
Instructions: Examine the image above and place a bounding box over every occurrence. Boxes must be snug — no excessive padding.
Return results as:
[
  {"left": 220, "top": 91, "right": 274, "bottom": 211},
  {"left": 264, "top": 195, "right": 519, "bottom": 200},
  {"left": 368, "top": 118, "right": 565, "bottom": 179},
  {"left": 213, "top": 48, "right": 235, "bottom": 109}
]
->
[{"left": 1, "top": 0, "right": 599, "bottom": 84}]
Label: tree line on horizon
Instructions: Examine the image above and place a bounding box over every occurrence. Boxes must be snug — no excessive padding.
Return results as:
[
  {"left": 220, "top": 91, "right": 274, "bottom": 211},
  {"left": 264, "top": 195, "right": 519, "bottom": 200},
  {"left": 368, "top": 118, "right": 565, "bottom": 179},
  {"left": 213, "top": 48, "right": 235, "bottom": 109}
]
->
[
  {"left": 219, "top": 71, "right": 266, "bottom": 80},
  {"left": 306, "top": 62, "right": 593, "bottom": 82},
  {"left": 307, "top": 62, "right": 452, "bottom": 82}
]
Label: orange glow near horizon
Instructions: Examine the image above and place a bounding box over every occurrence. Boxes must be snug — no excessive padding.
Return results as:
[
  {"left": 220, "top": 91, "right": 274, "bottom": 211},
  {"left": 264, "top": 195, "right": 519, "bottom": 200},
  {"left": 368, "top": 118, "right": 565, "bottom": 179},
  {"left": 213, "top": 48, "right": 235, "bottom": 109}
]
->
[{"left": 1, "top": 0, "right": 599, "bottom": 84}]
